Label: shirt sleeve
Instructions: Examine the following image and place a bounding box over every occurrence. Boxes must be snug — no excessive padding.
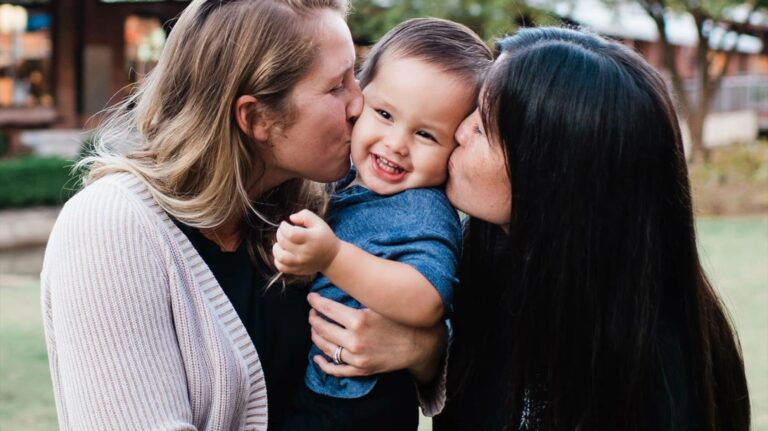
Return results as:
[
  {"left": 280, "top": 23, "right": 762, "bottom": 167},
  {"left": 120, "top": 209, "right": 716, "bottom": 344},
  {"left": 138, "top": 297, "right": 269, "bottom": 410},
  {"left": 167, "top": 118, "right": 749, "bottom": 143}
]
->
[
  {"left": 41, "top": 182, "right": 197, "bottom": 431},
  {"left": 365, "top": 198, "right": 462, "bottom": 315}
]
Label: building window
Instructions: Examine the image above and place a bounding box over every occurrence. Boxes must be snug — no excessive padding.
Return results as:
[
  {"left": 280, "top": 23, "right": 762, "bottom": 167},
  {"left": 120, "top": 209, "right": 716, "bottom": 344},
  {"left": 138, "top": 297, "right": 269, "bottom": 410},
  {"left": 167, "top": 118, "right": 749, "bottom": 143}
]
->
[
  {"left": 0, "top": 4, "right": 53, "bottom": 108},
  {"left": 125, "top": 14, "right": 166, "bottom": 83}
]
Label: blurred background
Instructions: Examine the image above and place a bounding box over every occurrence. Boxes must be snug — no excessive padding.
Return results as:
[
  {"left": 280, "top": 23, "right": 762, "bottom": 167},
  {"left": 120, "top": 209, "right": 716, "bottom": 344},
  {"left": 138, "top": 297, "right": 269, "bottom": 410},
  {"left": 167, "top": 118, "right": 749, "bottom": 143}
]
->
[{"left": 0, "top": 0, "right": 766, "bottom": 429}]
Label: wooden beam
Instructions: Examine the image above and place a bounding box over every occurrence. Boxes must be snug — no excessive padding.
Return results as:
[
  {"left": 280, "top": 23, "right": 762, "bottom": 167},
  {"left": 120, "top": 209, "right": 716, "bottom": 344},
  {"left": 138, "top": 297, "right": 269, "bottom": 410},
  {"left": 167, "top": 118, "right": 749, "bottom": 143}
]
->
[{"left": 51, "top": 0, "right": 80, "bottom": 127}]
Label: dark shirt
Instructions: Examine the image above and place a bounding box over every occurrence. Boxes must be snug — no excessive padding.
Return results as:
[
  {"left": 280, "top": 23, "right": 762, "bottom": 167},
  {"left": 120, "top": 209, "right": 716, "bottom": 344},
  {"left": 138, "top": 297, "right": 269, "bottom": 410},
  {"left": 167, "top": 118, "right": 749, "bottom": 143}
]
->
[
  {"left": 434, "top": 316, "right": 697, "bottom": 430},
  {"left": 173, "top": 220, "right": 311, "bottom": 429}
]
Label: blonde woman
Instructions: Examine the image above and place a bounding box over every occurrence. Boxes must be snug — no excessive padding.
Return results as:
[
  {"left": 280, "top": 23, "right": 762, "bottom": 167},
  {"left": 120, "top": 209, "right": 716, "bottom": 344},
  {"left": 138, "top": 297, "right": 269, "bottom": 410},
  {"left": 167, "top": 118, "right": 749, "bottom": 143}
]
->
[{"left": 40, "top": 1, "right": 446, "bottom": 429}]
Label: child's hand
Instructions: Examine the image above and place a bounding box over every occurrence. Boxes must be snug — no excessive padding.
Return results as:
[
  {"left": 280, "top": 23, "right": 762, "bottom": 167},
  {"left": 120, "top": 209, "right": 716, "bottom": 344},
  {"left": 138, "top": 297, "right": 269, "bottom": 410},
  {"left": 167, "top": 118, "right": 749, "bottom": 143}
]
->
[{"left": 273, "top": 209, "right": 341, "bottom": 276}]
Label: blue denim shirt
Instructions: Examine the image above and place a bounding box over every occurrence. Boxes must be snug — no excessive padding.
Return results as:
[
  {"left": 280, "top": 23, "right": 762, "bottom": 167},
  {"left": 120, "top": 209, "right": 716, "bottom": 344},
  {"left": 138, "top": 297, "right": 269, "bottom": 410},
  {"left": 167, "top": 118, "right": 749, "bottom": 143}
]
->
[{"left": 305, "top": 167, "right": 462, "bottom": 398}]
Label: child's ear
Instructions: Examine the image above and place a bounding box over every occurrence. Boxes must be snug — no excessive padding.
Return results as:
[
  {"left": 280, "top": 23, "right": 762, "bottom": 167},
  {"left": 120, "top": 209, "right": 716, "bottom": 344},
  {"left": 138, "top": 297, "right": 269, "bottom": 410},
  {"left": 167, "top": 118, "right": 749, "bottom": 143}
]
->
[{"left": 234, "top": 95, "right": 274, "bottom": 142}]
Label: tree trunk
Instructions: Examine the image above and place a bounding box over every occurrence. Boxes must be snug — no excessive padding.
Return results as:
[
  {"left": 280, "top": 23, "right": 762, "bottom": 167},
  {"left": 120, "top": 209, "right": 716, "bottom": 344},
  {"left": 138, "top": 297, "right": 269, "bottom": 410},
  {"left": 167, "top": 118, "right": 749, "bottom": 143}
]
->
[
  {"left": 640, "top": 2, "right": 757, "bottom": 164},
  {"left": 687, "top": 111, "right": 710, "bottom": 163}
]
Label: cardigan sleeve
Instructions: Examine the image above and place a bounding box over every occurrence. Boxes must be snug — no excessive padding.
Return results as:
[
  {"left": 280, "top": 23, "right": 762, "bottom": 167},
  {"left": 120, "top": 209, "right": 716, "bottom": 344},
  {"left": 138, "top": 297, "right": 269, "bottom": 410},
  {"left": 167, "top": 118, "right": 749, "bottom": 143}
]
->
[
  {"left": 414, "top": 322, "right": 451, "bottom": 417},
  {"left": 41, "top": 181, "right": 197, "bottom": 431}
]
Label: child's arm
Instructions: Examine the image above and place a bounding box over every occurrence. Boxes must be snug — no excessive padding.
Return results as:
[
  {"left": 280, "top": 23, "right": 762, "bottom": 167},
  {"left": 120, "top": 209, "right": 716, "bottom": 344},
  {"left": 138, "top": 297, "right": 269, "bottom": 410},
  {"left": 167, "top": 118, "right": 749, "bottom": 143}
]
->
[{"left": 273, "top": 210, "right": 444, "bottom": 327}]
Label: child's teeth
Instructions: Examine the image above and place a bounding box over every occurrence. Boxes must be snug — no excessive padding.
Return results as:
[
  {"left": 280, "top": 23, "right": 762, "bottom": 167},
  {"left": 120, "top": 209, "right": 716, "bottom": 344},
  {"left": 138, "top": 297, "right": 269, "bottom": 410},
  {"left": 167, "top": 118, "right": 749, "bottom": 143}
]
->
[{"left": 376, "top": 155, "right": 403, "bottom": 174}]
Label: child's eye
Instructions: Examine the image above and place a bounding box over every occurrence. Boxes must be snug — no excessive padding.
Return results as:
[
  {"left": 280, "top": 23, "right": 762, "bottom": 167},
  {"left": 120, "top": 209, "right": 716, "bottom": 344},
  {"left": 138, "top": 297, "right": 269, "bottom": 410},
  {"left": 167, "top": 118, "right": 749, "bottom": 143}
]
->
[
  {"left": 473, "top": 123, "right": 484, "bottom": 135},
  {"left": 416, "top": 130, "right": 438, "bottom": 143},
  {"left": 376, "top": 110, "right": 392, "bottom": 121}
]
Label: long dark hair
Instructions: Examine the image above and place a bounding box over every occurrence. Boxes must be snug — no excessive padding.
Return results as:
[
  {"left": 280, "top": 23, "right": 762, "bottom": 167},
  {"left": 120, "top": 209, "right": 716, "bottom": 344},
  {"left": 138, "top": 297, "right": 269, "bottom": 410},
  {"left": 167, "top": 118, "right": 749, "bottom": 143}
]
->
[{"left": 448, "top": 27, "right": 749, "bottom": 430}]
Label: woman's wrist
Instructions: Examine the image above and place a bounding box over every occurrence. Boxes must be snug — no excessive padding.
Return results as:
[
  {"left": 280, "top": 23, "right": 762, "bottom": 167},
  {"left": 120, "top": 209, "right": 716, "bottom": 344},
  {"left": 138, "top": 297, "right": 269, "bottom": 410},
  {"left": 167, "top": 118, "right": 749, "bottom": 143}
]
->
[{"left": 408, "top": 323, "right": 448, "bottom": 384}]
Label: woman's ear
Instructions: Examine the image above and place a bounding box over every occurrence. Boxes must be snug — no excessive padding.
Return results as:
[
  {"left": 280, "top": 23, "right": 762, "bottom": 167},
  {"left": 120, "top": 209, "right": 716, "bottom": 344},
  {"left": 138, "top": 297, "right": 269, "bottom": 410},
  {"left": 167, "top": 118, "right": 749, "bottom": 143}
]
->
[{"left": 235, "top": 95, "right": 274, "bottom": 142}]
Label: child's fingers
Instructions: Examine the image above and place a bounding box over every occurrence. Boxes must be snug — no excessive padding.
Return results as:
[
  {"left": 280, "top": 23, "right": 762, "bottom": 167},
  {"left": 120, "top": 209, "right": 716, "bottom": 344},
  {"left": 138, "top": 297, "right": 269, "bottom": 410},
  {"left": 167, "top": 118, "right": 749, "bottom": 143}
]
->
[
  {"left": 273, "top": 242, "right": 318, "bottom": 275},
  {"left": 289, "top": 209, "right": 321, "bottom": 228},
  {"left": 273, "top": 258, "right": 296, "bottom": 275},
  {"left": 278, "top": 221, "right": 308, "bottom": 245},
  {"left": 275, "top": 226, "right": 296, "bottom": 251},
  {"left": 272, "top": 242, "right": 298, "bottom": 268}
]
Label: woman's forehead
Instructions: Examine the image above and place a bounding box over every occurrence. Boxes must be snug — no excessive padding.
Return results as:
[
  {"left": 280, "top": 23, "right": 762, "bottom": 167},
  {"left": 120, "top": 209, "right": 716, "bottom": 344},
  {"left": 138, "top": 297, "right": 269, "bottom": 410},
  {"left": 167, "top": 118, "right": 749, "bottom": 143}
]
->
[{"left": 308, "top": 11, "right": 355, "bottom": 79}]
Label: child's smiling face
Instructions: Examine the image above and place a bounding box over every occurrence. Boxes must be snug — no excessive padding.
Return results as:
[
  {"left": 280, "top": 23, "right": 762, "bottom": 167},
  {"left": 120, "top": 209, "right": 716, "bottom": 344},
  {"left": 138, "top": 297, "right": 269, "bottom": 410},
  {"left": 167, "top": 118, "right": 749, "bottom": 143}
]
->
[{"left": 350, "top": 55, "right": 476, "bottom": 195}]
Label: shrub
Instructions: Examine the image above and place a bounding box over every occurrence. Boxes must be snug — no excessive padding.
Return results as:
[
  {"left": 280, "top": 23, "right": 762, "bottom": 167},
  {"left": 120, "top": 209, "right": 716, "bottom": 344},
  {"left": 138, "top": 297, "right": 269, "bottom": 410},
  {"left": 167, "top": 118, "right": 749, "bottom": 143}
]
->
[
  {"left": 0, "top": 156, "right": 82, "bottom": 208},
  {"left": 689, "top": 140, "right": 768, "bottom": 215},
  {"left": 0, "top": 131, "right": 8, "bottom": 158}
]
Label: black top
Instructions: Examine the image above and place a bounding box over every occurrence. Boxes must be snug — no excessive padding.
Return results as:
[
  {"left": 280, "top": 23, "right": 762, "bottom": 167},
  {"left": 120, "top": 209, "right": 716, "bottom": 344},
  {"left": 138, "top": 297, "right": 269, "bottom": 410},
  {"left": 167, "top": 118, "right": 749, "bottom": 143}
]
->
[
  {"left": 173, "top": 220, "right": 311, "bottom": 429},
  {"left": 433, "top": 316, "right": 697, "bottom": 431}
]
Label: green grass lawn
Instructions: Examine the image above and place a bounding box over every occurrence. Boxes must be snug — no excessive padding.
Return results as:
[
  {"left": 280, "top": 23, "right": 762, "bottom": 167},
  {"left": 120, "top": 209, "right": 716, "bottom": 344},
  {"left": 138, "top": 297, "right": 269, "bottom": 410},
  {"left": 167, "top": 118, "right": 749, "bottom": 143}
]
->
[
  {"left": 0, "top": 281, "right": 58, "bottom": 430},
  {"left": 696, "top": 217, "right": 768, "bottom": 429},
  {"left": 1, "top": 216, "right": 766, "bottom": 430}
]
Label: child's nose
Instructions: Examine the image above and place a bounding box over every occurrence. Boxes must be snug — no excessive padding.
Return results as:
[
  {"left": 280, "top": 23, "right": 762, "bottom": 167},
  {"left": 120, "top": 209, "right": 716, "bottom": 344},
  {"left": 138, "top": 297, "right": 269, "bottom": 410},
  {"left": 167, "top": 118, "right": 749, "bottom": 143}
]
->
[{"left": 386, "top": 130, "right": 409, "bottom": 155}]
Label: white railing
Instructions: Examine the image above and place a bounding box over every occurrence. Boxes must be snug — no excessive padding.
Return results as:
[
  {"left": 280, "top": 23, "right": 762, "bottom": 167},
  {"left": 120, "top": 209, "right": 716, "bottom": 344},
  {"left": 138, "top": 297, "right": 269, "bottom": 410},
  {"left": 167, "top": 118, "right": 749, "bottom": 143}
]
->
[{"left": 682, "top": 74, "right": 768, "bottom": 114}]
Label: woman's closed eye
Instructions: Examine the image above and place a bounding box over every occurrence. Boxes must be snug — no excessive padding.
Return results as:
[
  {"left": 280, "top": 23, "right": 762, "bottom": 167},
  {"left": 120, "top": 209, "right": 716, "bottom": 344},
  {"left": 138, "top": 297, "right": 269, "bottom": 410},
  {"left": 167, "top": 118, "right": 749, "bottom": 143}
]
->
[{"left": 330, "top": 82, "right": 345, "bottom": 93}]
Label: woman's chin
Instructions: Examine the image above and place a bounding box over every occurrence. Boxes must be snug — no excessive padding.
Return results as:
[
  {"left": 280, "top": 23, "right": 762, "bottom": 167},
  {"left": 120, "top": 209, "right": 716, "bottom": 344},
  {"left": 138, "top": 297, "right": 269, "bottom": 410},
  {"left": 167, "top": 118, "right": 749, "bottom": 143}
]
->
[
  {"left": 445, "top": 184, "right": 472, "bottom": 216},
  {"left": 445, "top": 179, "right": 464, "bottom": 212},
  {"left": 314, "top": 161, "right": 352, "bottom": 184}
]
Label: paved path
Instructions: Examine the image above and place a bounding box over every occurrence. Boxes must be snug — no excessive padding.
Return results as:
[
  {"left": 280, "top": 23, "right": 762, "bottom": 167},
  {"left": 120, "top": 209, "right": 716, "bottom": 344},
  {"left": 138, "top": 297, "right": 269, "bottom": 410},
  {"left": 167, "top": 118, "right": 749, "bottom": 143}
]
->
[
  {"left": 0, "top": 207, "right": 60, "bottom": 249},
  {"left": 0, "top": 207, "right": 59, "bottom": 278},
  {"left": 0, "top": 273, "right": 39, "bottom": 288}
]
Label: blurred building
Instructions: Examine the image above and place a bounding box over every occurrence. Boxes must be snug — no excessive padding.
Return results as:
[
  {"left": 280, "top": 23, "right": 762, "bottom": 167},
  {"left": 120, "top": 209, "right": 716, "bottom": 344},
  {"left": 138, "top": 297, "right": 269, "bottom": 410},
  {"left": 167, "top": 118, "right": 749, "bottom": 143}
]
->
[
  {"left": 0, "top": 0, "right": 188, "bottom": 153},
  {"left": 536, "top": 0, "right": 768, "bottom": 134},
  {"left": 0, "top": 0, "right": 766, "bottom": 155}
]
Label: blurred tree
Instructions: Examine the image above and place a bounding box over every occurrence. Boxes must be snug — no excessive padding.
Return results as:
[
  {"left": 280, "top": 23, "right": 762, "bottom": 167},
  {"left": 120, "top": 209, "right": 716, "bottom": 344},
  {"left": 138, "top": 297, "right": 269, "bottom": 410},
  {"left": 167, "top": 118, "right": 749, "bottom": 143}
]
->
[
  {"left": 348, "top": 0, "right": 561, "bottom": 45},
  {"left": 631, "top": 0, "right": 767, "bottom": 161}
]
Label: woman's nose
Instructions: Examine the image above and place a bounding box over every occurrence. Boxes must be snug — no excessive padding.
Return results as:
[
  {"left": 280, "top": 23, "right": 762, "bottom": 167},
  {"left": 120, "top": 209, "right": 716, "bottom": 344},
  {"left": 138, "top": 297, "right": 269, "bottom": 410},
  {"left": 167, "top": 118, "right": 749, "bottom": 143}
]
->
[{"left": 455, "top": 116, "right": 471, "bottom": 146}]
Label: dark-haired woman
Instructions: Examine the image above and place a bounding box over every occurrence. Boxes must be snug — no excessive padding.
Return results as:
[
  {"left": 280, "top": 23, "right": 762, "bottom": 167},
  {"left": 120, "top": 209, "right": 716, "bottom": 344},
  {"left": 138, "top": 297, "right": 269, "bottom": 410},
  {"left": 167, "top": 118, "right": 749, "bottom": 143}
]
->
[{"left": 434, "top": 27, "right": 750, "bottom": 430}]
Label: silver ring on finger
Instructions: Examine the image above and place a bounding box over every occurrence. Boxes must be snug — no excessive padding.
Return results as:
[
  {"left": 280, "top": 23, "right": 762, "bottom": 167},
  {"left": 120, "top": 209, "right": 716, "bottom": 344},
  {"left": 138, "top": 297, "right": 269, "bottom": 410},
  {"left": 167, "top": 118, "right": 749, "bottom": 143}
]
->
[{"left": 333, "top": 345, "right": 346, "bottom": 365}]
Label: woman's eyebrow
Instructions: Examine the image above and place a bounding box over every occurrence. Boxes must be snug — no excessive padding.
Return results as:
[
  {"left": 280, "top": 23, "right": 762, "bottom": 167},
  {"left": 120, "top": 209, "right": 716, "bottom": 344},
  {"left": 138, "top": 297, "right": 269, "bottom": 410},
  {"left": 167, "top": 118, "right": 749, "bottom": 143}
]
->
[
  {"left": 325, "top": 70, "right": 346, "bottom": 86},
  {"left": 327, "top": 57, "right": 355, "bottom": 85}
]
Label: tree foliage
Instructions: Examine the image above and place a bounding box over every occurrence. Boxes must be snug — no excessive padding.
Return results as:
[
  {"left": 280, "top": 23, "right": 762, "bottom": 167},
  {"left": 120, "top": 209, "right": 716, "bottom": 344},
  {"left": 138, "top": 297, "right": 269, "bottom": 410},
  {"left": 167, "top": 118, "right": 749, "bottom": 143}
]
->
[
  {"left": 349, "top": 0, "right": 767, "bottom": 162},
  {"left": 348, "top": 0, "right": 560, "bottom": 44},
  {"left": 622, "top": 0, "right": 766, "bottom": 161}
]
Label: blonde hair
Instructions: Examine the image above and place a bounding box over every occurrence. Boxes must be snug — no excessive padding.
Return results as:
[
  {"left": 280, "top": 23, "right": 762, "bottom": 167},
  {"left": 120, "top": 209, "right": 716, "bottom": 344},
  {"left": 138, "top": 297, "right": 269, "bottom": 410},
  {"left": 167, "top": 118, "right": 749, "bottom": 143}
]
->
[{"left": 80, "top": 0, "right": 348, "bottom": 278}]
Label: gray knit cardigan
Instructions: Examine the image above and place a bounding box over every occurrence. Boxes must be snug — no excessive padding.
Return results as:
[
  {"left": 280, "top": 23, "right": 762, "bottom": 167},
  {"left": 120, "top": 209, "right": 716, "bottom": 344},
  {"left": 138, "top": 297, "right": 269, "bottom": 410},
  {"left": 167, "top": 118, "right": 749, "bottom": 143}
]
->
[{"left": 41, "top": 173, "right": 446, "bottom": 430}]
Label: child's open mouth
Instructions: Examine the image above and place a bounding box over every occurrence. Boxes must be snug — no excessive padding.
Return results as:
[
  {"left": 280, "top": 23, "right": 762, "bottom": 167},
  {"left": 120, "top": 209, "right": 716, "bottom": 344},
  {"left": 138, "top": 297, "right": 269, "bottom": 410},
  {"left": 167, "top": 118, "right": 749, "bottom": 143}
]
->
[
  {"left": 371, "top": 154, "right": 407, "bottom": 182},
  {"left": 374, "top": 154, "right": 404, "bottom": 174}
]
